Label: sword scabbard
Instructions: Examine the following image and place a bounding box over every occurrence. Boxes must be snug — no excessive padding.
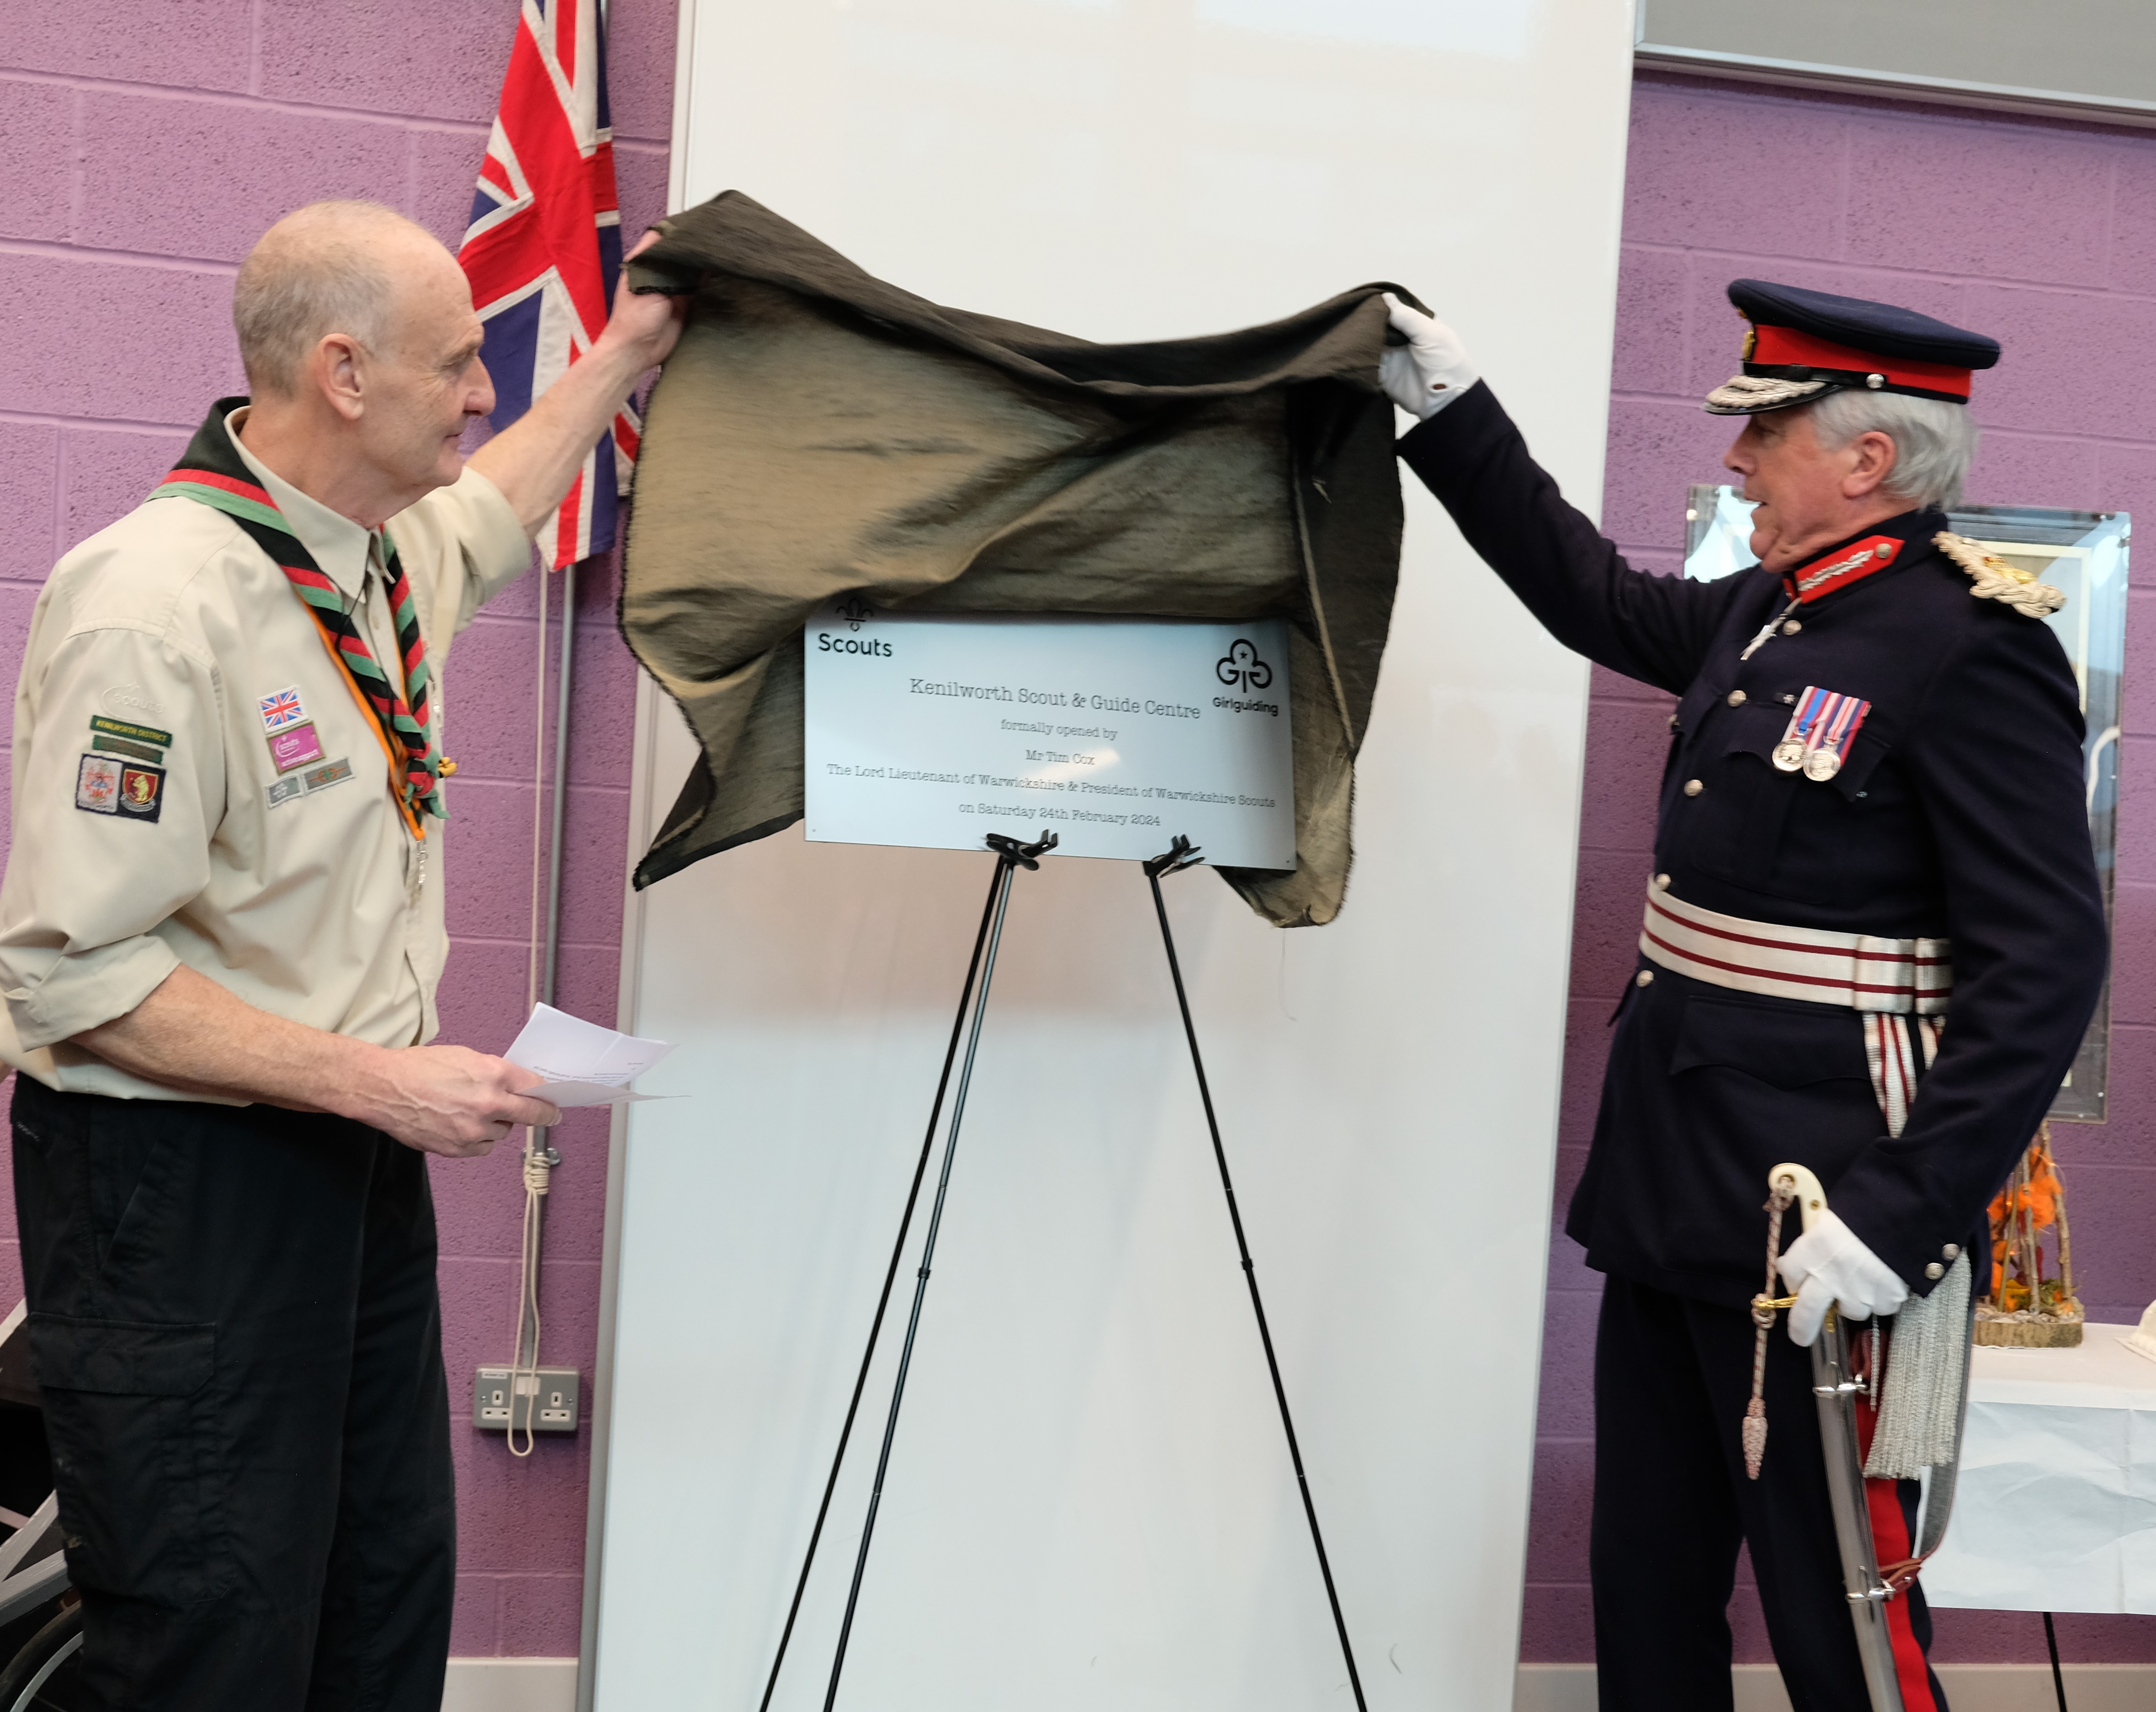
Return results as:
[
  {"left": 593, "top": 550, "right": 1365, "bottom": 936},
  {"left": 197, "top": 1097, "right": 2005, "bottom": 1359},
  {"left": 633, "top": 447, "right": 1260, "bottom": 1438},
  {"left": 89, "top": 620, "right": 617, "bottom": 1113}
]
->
[{"left": 1772, "top": 1165, "right": 1908, "bottom": 1712}]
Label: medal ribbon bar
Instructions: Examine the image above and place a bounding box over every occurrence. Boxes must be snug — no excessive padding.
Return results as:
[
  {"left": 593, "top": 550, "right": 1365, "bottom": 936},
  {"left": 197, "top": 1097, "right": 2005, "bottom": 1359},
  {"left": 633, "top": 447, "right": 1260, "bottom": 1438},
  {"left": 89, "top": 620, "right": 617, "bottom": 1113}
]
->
[{"left": 1773, "top": 685, "right": 1871, "bottom": 779}]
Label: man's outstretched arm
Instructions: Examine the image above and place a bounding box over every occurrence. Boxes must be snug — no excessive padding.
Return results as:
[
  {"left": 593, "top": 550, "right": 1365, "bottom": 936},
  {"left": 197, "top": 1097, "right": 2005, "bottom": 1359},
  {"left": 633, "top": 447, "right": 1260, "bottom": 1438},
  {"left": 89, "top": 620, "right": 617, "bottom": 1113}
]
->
[{"left": 1386, "top": 296, "right": 1754, "bottom": 694}]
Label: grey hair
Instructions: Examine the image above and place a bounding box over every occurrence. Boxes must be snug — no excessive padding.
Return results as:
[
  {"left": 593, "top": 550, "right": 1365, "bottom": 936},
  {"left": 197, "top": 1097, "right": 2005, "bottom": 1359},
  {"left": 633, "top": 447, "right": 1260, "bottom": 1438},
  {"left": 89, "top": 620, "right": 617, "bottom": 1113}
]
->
[
  {"left": 1806, "top": 387, "right": 1980, "bottom": 511},
  {"left": 233, "top": 201, "right": 422, "bottom": 397}
]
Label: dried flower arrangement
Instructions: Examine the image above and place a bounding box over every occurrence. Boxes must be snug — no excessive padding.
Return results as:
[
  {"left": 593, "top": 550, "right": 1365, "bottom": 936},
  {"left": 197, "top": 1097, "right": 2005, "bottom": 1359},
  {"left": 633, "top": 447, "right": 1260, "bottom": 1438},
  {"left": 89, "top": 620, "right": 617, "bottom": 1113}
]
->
[{"left": 1975, "top": 1124, "right": 2083, "bottom": 1348}]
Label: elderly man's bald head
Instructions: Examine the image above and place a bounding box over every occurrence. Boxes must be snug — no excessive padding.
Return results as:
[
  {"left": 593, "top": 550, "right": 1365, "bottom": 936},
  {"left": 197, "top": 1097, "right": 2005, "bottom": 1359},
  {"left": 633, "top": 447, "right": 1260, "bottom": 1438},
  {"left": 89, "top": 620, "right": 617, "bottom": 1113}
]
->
[{"left": 233, "top": 201, "right": 462, "bottom": 398}]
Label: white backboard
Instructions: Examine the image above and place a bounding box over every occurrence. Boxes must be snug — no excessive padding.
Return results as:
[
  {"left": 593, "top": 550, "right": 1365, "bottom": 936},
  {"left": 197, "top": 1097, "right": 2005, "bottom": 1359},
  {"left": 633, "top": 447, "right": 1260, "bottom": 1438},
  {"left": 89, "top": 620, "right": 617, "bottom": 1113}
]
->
[{"left": 588, "top": 4, "right": 1635, "bottom": 1709}]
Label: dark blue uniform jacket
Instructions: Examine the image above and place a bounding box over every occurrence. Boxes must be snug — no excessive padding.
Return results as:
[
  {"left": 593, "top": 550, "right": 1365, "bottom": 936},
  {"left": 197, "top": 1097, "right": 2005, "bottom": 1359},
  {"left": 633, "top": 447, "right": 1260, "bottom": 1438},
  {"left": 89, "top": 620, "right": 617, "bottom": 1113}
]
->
[{"left": 1399, "top": 383, "right": 2108, "bottom": 1308}]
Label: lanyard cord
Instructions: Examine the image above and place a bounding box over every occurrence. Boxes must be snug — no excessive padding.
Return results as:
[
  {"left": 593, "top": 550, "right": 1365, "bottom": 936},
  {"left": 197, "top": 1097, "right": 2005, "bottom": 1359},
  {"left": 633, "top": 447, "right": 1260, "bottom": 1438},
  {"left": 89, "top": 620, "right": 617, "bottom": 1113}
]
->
[{"left": 1739, "top": 595, "right": 1803, "bottom": 662}]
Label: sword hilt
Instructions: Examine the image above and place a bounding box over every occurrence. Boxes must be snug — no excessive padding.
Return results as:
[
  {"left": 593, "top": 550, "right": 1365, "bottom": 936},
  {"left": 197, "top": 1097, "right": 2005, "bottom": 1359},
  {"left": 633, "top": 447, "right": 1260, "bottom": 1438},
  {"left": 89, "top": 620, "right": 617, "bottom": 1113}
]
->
[{"left": 1768, "top": 1161, "right": 1829, "bottom": 1232}]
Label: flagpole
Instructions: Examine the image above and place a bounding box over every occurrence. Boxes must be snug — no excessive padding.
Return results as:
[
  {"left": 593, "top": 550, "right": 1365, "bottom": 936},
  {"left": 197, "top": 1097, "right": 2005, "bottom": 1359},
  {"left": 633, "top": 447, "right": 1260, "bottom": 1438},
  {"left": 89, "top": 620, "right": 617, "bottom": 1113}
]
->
[
  {"left": 513, "top": 559, "right": 573, "bottom": 1385},
  {"left": 509, "top": 554, "right": 577, "bottom": 1450},
  {"left": 542, "top": 561, "right": 574, "bottom": 1007}
]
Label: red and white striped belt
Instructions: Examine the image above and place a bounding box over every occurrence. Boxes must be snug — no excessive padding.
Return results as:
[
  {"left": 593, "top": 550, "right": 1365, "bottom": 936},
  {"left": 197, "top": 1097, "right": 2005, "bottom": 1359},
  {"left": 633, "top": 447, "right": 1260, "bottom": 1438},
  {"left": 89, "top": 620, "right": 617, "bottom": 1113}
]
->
[{"left": 1639, "top": 880, "right": 1952, "bottom": 1016}]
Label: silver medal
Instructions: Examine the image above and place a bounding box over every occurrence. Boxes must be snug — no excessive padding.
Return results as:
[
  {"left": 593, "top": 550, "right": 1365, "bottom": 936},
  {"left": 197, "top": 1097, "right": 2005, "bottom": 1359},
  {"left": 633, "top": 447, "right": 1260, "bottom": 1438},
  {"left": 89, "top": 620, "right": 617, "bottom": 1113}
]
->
[
  {"left": 1772, "top": 739, "right": 1807, "bottom": 773},
  {"left": 1803, "top": 747, "right": 1842, "bottom": 782}
]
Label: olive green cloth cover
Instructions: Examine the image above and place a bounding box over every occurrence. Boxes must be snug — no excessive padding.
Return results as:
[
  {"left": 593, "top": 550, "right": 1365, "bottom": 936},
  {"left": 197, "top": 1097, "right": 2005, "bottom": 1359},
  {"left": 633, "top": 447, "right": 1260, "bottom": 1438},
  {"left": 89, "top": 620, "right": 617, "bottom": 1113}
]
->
[{"left": 620, "top": 191, "right": 1411, "bottom": 927}]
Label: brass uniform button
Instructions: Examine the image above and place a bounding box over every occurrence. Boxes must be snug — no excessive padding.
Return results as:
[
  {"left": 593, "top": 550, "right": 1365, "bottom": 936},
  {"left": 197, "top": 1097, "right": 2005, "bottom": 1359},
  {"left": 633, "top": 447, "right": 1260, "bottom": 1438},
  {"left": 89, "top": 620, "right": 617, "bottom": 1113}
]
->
[
  {"left": 1924, "top": 1262, "right": 1945, "bottom": 1281},
  {"left": 1726, "top": 689, "right": 1747, "bottom": 707},
  {"left": 1652, "top": 873, "right": 1672, "bottom": 891},
  {"left": 1943, "top": 1243, "right": 1960, "bottom": 1261},
  {"left": 1667, "top": 713, "right": 1680, "bottom": 730},
  {"left": 1782, "top": 619, "right": 1802, "bottom": 636},
  {"left": 1635, "top": 970, "right": 1654, "bottom": 988},
  {"left": 1683, "top": 779, "right": 1704, "bottom": 797}
]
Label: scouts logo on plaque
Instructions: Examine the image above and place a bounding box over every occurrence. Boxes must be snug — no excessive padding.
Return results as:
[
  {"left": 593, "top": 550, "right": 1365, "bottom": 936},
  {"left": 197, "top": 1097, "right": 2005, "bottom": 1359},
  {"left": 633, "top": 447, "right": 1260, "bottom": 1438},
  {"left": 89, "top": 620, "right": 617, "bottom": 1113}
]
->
[{"left": 1774, "top": 686, "right": 1872, "bottom": 782}]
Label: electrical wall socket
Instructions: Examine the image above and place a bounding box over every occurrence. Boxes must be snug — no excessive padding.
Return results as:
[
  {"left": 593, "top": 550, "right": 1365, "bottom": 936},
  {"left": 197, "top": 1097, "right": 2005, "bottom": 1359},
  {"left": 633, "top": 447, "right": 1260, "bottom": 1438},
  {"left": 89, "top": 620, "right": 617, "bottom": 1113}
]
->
[{"left": 473, "top": 1366, "right": 580, "bottom": 1434}]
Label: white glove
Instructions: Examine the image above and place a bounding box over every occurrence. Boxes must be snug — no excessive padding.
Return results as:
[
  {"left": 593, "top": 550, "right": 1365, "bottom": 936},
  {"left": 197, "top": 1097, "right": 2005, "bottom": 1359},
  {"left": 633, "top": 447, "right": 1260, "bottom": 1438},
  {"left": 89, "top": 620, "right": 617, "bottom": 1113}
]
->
[
  {"left": 1777, "top": 1209, "right": 1908, "bottom": 1347},
  {"left": 1380, "top": 292, "right": 1479, "bottom": 420}
]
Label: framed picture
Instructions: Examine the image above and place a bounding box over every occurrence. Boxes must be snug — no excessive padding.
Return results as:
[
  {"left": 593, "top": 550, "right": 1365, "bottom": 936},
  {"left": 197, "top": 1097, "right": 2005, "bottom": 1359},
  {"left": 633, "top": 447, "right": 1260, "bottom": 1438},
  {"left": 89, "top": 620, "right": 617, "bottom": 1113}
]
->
[{"left": 1683, "top": 486, "right": 2126, "bottom": 1122}]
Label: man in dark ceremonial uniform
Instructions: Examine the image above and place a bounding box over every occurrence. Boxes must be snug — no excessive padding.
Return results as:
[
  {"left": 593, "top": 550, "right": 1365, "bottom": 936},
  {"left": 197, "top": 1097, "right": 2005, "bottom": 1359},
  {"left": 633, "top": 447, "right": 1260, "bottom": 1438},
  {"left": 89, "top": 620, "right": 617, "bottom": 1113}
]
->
[{"left": 1381, "top": 282, "right": 2108, "bottom": 1710}]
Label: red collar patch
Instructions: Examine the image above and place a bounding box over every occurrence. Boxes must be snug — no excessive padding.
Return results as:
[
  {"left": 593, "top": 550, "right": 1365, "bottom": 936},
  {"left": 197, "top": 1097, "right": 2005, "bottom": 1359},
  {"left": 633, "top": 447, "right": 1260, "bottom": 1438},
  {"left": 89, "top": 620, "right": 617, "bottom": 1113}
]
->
[{"left": 1784, "top": 535, "right": 1901, "bottom": 604}]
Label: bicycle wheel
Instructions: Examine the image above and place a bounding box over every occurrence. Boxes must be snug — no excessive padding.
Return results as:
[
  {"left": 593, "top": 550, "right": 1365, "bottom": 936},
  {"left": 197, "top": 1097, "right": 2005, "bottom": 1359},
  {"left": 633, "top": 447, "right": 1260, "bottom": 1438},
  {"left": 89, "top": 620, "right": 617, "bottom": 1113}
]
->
[{"left": 0, "top": 1603, "right": 82, "bottom": 1712}]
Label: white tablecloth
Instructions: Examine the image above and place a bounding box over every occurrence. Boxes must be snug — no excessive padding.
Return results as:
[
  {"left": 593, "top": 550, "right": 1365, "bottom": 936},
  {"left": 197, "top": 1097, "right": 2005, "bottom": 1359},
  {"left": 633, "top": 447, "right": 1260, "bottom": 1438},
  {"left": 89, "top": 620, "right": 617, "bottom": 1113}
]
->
[{"left": 1922, "top": 1325, "right": 2156, "bottom": 1613}]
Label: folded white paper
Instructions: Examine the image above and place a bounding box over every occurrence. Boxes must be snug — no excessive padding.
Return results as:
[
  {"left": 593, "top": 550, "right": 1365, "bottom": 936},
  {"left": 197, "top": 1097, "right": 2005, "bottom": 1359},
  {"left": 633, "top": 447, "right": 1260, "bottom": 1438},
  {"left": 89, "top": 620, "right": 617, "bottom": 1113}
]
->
[{"left": 505, "top": 1004, "right": 674, "bottom": 1108}]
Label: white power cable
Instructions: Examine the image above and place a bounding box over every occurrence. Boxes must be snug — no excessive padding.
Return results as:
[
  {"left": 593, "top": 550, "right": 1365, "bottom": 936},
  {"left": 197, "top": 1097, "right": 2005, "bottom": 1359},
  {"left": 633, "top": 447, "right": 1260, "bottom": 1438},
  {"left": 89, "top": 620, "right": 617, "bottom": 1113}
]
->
[{"left": 508, "top": 1140, "right": 553, "bottom": 1458}]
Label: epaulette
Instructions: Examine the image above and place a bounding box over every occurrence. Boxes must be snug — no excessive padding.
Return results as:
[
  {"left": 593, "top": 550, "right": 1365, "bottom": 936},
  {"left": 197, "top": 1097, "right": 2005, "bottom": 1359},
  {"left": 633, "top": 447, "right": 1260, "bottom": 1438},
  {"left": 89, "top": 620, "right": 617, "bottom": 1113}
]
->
[{"left": 1933, "top": 532, "right": 2067, "bottom": 618}]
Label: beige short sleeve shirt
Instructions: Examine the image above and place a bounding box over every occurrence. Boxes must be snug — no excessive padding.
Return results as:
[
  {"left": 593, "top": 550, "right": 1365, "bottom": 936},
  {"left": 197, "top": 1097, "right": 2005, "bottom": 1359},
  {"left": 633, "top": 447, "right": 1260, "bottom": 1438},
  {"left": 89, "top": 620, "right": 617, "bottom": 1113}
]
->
[{"left": 0, "top": 409, "right": 533, "bottom": 1099}]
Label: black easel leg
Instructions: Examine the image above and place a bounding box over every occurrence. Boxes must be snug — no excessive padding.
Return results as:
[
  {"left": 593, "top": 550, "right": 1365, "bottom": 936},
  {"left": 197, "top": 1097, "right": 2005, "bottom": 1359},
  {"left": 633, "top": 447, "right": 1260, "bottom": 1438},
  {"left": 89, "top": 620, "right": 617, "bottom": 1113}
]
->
[
  {"left": 2044, "top": 1611, "right": 2069, "bottom": 1711},
  {"left": 822, "top": 832, "right": 1056, "bottom": 1712},
  {"left": 754, "top": 853, "right": 1011, "bottom": 1712},
  {"left": 1142, "top": 839, "right": 1369, "bottom": 1712}
]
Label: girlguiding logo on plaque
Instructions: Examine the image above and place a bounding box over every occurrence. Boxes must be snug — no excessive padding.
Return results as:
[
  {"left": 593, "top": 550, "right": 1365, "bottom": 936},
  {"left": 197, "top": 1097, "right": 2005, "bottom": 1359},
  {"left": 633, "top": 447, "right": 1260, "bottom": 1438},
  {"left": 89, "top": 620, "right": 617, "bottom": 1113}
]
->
[{"left": 803, "top": 603, "right": 1295, "bottom": 867}]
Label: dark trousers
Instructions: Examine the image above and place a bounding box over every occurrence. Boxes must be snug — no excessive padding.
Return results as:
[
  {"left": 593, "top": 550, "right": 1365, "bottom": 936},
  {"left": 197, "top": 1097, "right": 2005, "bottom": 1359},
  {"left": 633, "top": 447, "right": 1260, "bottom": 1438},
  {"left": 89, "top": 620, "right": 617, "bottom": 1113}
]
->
[
  {"left": 1591, "top": 1276, "right": 1947, "bottom": 1712},
  {"left": 10, "top": 1077, "right": 455, "bottom": 1712}
]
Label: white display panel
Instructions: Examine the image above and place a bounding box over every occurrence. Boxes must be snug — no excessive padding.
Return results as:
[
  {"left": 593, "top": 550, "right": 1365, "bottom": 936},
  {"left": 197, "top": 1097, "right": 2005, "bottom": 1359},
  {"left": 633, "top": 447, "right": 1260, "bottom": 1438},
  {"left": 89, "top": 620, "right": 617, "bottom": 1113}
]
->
[
  {"left": 804, "top": 606, "right": 1296, "bottom": 867},
  {"left": 588, "top": 5, "right": 1634, "bottom": 1709}
]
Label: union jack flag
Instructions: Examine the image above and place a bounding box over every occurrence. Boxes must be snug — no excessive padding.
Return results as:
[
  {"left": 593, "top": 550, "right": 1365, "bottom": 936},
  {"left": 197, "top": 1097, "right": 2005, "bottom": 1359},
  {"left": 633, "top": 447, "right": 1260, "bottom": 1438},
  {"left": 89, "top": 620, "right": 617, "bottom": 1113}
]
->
[
  {"left": 257, "top": 687, "right": 305, "bottom": 731},
  {"left": 457, "top": 0, "right": 641, "bottom": 570}
]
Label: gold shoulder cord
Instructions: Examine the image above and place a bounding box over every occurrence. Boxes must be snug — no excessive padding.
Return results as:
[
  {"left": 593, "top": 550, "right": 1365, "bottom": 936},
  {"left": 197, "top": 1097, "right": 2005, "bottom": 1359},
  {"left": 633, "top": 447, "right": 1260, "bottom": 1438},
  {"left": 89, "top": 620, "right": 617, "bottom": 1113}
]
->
[{"left": 1933, "top": 531, "right": 2067, "bottom": 619}]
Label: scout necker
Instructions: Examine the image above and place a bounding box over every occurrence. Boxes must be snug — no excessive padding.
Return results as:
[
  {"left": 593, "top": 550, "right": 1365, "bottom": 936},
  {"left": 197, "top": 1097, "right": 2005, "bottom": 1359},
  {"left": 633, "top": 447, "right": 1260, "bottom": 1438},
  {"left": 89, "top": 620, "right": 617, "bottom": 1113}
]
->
[
  {"left": 1385, "top": 283, "right": 2107, "bottom": 1709},
  {"left": 0, "top": 201, "right": 680, "bottom": 1708}
]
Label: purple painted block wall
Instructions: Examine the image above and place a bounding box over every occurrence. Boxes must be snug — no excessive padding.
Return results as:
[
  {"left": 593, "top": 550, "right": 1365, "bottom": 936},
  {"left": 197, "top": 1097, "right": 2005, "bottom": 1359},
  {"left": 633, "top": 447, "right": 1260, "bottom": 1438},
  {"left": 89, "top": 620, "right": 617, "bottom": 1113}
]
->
[
  {"left": 6, "top": 10, "right": 2155, "bottom": 1672},
  {"left": 1523, "top": 73, "right": 2156, "bottom": 1667},
  {"left": 0, "top": 0, "right": 677, "bottom": 1656}
]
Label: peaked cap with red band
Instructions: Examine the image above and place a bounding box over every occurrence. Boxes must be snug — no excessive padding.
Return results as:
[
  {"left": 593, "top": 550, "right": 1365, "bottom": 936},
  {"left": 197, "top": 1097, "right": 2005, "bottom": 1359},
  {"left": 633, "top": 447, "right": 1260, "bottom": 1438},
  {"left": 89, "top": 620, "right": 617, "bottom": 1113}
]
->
[{"left": 1703, "top": 279, "right": 2001, "bottom": 417}]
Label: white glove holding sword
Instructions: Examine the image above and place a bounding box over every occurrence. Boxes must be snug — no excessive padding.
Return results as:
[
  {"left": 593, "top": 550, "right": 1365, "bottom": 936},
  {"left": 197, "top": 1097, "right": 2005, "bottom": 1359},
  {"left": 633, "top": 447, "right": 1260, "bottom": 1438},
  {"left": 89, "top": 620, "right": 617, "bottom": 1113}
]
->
[{"left": 1776, "top": 1208, "right": 1908, "bottom": 1346}]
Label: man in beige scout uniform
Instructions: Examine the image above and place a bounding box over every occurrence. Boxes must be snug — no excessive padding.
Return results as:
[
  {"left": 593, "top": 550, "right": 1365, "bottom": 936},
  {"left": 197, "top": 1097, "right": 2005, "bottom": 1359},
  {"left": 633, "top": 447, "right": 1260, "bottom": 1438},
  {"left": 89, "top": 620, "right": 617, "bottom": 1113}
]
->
[{"left": 0, "top": 201, "right": 681, "bottom": 1710}]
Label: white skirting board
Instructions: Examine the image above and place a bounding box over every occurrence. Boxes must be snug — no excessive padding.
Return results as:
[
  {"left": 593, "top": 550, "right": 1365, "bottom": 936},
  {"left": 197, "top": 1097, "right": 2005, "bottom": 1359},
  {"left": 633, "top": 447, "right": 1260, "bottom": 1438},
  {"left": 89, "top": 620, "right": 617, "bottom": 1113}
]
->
[
  {"left": 1517, "top": 1662, "right": 2156, "bottom": 1711},
  {"left": 442, "top": 1659, "right": 576, "bottom": 1712},
  {"left": 459, "top": 1657, "right": 2156, "bottom": 1710}
]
